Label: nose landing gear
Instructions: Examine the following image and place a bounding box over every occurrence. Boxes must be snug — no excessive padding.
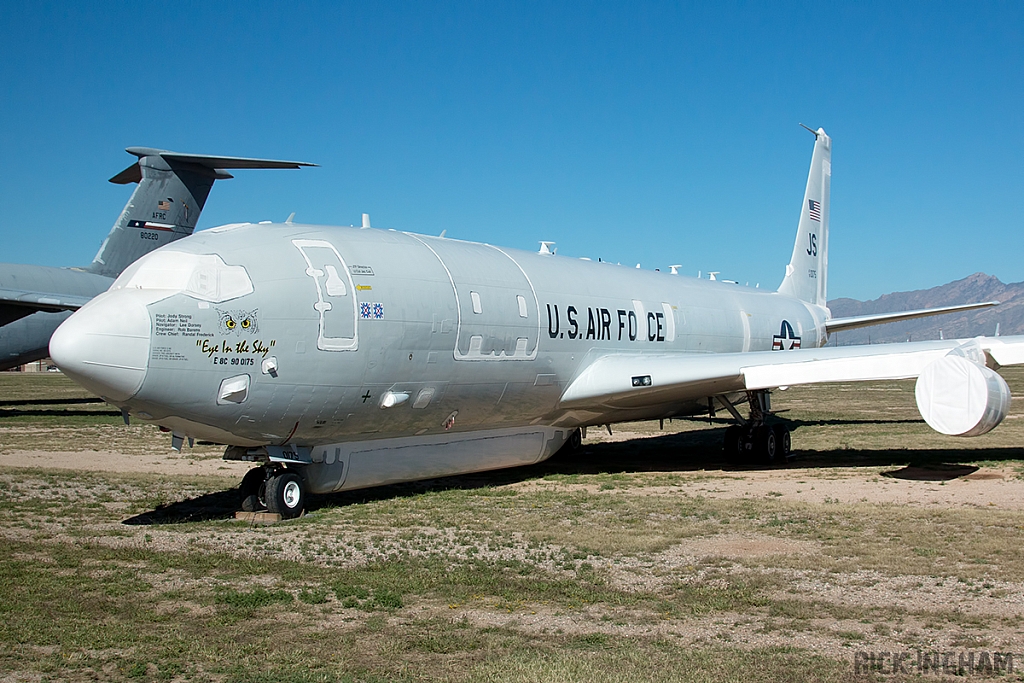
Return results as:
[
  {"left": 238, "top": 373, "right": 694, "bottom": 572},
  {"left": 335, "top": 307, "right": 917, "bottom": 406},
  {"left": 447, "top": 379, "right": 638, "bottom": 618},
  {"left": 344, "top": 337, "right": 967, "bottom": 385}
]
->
[
  {"left": 238, "top": 465, "right": 306, "bottom": 519},
  {"left": 266, "top": 470, "right": 305, "bottom": 518}
]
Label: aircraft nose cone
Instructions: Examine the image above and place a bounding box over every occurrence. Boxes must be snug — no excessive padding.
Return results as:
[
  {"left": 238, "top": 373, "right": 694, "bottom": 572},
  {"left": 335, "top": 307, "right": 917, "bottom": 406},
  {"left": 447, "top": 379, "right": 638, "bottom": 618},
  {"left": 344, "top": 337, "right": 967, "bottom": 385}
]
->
[{"left": 50, "top": 291, "right": 151, "bottom": 402}]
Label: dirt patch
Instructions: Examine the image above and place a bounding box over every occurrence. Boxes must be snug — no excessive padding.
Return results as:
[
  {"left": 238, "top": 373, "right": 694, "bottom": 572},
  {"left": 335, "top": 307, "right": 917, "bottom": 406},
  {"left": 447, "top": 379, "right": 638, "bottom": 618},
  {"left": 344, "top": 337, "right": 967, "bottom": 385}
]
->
[
  {"left": 5, "top": 451, "right": 1024, "bottom": 674},
  {"left": 680, "top": 533, "right": 815, "bottom": 559},
  {"left": 0, "top": 449, "right": 251, "bottom": 477},
  {"left": 514, "top": 464, "right": 1024, "bottom": 509}
]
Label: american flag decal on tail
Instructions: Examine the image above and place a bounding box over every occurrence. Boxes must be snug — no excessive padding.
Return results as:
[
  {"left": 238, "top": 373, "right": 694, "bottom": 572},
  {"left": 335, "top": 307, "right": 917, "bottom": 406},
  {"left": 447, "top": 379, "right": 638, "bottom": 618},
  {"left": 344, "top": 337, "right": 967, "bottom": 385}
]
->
[{"left": 808, "top": 199, "right": 821, "bottom": 222}]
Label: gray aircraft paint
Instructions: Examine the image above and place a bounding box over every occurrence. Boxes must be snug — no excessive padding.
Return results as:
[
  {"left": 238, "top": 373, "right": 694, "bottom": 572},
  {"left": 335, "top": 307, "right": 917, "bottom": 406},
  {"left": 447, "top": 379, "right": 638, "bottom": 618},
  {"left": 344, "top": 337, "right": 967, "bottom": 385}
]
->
[
  {"left": 0, "top": 149, "right": 313, "bottom": 370},
  {"left": 51, "top": 129, "right": 1013, "bottom": 502},
  {"left": 112, "top": 222, "right": 826, "bottom": 447}
]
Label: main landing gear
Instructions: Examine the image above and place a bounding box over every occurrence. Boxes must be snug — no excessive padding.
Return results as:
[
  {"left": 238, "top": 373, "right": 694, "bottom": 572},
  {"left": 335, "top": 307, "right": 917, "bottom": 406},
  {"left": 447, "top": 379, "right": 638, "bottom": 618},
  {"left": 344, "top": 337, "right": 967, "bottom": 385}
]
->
[
  {"left": 716, "top": 390, "right": 791, "bottom": 465},
  {"left": 239, "top": 465, "right": 305, "bottom": 519},
  {"left": 565, "top": 428, "right": 583, "bottom": 451}
]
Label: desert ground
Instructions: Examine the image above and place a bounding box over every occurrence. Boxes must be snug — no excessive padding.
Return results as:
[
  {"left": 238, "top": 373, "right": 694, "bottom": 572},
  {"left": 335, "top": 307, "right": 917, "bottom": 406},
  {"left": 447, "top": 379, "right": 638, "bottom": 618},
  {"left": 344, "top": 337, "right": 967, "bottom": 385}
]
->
[{"left": 2, "top": 370, "right": 1024, "bottom": 682}]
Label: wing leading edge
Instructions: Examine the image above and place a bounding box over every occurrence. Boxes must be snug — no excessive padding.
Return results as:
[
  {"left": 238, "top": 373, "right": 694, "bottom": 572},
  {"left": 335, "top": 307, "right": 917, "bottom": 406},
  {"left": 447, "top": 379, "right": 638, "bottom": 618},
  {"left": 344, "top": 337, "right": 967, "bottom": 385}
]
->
[{"left": 559, "top": 335, "right": 1024, "bottom": 411}]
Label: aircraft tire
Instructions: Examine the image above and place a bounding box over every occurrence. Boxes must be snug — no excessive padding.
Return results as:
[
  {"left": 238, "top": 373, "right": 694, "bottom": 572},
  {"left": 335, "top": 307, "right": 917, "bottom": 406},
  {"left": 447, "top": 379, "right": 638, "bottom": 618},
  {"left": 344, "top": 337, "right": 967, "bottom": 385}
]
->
[
  {"left": 771, "top": 424, "right": 792, "bottom": 459},
  {"left": 266, "top": 471, "right": 304, "bottom": 519},
  {"left": 754, "top": 425, "right": 777, "bottom": 465},
  {"left": 240, "top": 467, "right": 266, "bottom": 512},
  {"left": 567, "top": 428, "right": 582, "bottom": 451},
  {"left": 723, "top": 425, "right": 743, "bottom": 461}
]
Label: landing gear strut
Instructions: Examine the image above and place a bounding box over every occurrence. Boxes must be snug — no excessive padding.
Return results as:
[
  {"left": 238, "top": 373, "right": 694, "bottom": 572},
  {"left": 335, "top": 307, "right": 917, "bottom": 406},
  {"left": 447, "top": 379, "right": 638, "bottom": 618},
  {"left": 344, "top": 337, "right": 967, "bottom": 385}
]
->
[
  {"left": 238, "top": 465, "right": 305, "bottom": 519},
  {"left": 717, "top": 390, "right": 791, "bottom": 465}
]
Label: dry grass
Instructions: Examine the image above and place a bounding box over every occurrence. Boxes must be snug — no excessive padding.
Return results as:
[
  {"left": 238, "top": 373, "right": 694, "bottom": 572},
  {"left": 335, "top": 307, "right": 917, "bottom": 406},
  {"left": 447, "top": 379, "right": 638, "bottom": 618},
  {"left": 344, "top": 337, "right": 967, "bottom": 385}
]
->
[{"left": 2, "top": 368, "right": 1024, "bottom": 681}]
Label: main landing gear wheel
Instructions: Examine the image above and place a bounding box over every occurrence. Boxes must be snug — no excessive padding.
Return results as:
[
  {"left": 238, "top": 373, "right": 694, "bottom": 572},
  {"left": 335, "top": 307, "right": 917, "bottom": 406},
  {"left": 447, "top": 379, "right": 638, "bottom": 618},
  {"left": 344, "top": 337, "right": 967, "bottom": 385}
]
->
[
  {"left": 716, "top": 391, "right": 792, "bottom": 466},
  {"left": 754, "top": 425, "right": 777, "bottom": 465},
  {"left": 266, "top": 470, "right": 305, "bottom": 519},
  {"left": 239, "top": 467, "right": 266, "bottom": 513},
  {"left": 567, "top": 428, "right": 582, "bottom": 451},
  {"left": 723, "top": 425, "right": 743, "bottom": 461},
  {"left": 771, "top": 423, "right": 792, "bottom": 459},
  {"left": 721, "top": 423, "right": 791, "bottom": 465}
]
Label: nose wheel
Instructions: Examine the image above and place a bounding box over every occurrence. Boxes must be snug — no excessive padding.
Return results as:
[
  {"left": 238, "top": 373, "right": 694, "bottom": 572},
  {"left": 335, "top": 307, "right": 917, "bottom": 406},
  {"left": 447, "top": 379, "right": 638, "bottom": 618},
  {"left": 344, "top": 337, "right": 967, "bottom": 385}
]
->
[
  {"left": 238, "top": 466, "right": 306, "bottom": 519},
  {"left": 239, "top": 467, "right": 266, "bottom": 512},
  {"left": 266, "top": 471, "right": 305, "bottom": 518}
]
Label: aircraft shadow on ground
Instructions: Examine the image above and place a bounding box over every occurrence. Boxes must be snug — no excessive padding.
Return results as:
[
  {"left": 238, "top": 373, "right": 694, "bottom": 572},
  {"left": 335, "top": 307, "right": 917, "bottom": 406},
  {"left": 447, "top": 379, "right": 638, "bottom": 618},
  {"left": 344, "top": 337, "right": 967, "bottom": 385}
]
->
[
  {"left": 121, "top": 427, "right": 1024, "bottom": 524},
  {"left": 123, "top": 489, "right": 242, "bottom": 525},
  {"left": 0, "top": 397, "right": 119, "bottom": 419},
  {"left": 0, "top": 397, "right": 105, "bottom": 407},
  {"left": 0, "top": 408, "right": 122, "bottom": 418}
]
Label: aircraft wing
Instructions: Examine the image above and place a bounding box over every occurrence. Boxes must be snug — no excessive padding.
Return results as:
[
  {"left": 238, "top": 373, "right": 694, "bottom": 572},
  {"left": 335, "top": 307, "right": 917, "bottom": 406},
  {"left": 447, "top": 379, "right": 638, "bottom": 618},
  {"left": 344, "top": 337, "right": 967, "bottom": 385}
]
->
[
  {"left": 825, "top": 301, "right": 999, "bottom": 334},
  {"left": 0, "top": 288, "right": 93, "bottom": 312},
  {"left": 0, "top": 265, "right": 112, "bottom": 326},
  {"left": 559, "top": 336, "right": 1024, "bottom": 410}
]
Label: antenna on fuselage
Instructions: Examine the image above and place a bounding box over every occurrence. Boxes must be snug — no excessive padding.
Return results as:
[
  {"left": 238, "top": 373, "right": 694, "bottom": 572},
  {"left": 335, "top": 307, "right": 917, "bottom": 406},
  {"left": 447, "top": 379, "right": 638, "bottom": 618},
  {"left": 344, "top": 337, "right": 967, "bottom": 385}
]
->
[
  {"left": 669, "top": 265, "right": 681, "bottom": 275},
  {"left": 539, "top": 241, "right": 556, "bottom": 255},
  {"left": 361, "top": 213, "right": 371, "bottom": 229}
]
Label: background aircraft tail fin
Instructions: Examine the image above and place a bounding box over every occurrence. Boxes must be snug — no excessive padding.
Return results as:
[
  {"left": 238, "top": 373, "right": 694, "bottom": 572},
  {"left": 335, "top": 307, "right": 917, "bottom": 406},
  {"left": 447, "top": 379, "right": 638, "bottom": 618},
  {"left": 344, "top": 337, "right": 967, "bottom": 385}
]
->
[
  {"left": 777, "top": 127, "right": 831, "bottom": 307},
  {"left": 86, "top": 149, "right": 315, "bottom": 278}
]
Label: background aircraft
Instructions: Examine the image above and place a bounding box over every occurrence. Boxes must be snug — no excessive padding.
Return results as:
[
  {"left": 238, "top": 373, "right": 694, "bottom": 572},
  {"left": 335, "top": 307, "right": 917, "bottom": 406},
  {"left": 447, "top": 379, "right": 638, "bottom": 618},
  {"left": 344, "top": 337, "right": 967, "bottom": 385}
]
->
[
  {"left": 0, "top": 149, "right": 314, "bottom": 371},
  {"left": 49, "top": 129, "right": 1016, "bottom": 518}
]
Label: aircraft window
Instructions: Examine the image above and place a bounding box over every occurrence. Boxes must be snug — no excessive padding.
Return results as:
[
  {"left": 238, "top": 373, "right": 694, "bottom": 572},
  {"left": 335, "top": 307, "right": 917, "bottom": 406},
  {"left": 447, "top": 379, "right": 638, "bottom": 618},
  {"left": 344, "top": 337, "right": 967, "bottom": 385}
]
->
[
  {"left": 217, "top": 374, "right": 250, "bottom": 405},
  {"left": 324, "top": 265, "right": 347, "bottom": 296},
  {"left": 471, "top": 291, "right": 482, "bottom": 314},
  {"left": 517, "top": 295, "right": 528, "bottom": 318},
  {"left": 112, "top": 251, "right": 254, "bottom": 303}
]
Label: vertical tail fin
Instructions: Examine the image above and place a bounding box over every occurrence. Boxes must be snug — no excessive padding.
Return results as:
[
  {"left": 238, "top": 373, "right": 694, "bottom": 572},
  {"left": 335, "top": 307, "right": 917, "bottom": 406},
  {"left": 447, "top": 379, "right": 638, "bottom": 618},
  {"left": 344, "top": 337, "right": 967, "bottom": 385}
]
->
[
  {"left": 86, "top": 149, "right": 315, "bottom": 278},
  {"left": 777, "top": 127, "right": 831, "bottom": 306}
]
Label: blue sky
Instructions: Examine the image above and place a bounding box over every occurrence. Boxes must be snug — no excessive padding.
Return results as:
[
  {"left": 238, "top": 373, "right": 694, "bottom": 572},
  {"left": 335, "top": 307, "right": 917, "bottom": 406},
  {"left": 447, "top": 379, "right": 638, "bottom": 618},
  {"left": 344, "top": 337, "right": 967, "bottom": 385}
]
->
[{"left": 1, "top": 2, "right": 1021, "bottom": 301}]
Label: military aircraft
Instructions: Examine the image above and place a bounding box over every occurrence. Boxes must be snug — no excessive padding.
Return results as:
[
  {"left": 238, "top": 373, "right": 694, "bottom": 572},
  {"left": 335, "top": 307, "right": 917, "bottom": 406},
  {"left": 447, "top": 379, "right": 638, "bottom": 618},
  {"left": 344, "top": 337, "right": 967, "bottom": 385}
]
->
[
  {"left": 49, "top": 128, "right": 1018, "bottom": 519},
  {"left": 0, "top": 148, "right": 314, "bottom": 371}
]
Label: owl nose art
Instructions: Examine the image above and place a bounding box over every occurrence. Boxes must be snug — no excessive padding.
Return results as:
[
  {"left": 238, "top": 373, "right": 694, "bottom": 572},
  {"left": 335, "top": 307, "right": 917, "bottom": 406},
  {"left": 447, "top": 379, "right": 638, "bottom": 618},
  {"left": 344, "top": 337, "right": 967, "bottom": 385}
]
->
[{"left": 219, "top": 310, "right": 257, "bottom": 333}]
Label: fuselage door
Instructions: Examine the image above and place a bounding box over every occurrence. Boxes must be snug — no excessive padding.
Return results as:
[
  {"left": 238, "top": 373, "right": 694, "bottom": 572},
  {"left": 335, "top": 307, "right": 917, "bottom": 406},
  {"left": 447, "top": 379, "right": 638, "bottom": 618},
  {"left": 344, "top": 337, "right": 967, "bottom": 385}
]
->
[
  {"left": 417, "top": 239, "right": 539, "bottom": 361},
  {"left": 292, "top": 239, "right": 358, "bottom": 351}
]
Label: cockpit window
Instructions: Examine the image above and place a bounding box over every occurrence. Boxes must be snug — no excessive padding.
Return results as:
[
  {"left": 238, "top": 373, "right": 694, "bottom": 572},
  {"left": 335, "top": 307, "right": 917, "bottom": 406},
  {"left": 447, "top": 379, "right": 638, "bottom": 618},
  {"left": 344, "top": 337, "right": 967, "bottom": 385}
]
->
[{"left": 111, "top": 251, "right": 254, "bottom": 303}]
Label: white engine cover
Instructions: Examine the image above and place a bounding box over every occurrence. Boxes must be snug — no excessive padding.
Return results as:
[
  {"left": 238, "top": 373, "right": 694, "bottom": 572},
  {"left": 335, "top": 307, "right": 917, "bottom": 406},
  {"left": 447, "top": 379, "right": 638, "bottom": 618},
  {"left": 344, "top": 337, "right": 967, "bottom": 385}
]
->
[{"left": 915, "top": 355, "right": 1011, "bottom": 436}]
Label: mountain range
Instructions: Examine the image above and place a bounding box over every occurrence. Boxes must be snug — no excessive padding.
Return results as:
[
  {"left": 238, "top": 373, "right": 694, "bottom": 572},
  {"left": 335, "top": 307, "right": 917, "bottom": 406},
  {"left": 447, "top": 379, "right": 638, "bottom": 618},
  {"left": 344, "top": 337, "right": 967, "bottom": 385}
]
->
[{"left": 827, "top": 273, "right": 1023, "bottom": 345}]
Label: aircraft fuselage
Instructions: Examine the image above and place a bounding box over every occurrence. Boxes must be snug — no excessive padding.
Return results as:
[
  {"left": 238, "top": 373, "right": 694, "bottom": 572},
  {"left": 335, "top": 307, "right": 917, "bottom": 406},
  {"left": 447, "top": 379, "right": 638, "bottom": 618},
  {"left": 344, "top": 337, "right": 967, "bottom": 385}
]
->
[{"left": 54, "top": 223, "right": 827, "bottom": 461}]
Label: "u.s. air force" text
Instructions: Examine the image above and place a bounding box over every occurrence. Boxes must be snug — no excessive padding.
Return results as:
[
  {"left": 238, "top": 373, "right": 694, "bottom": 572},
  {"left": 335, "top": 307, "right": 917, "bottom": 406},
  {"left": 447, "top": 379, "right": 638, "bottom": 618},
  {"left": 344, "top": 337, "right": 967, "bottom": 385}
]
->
[{"left": 546, "top": 304, "right": 667, "bottom": 342}]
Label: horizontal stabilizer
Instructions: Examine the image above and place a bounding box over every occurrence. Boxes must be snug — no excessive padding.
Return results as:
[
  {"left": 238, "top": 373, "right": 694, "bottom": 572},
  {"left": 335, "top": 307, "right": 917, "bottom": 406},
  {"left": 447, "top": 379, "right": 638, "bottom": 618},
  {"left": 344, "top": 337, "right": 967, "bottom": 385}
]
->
[
  {"left": 825, "top": 301, "right": 998, "bottom": 334},
  {"left": 110, "top": 149, "right": 317, "bottom": 184}
]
